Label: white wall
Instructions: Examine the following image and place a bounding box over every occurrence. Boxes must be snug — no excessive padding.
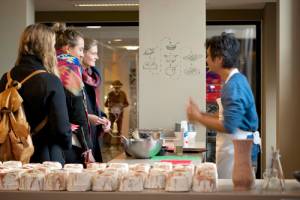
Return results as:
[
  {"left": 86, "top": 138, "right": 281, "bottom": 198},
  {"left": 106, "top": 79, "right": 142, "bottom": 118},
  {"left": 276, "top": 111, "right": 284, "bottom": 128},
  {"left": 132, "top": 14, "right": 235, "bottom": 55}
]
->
[
  {"left": 0, "top": 0, "right": 34, "bottom": 76},
  {"left": 139, "top": 0, "right": 206, "bottom": 143},
  {"left": 277, "top": 0, "right": 300, "bottom": 178}
]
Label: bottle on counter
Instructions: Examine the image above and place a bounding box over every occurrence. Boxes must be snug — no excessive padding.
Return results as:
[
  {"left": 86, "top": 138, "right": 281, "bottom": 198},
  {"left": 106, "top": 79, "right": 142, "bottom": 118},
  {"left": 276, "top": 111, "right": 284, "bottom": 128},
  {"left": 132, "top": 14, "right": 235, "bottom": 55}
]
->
[{"left": 174, "top": 124, "right": 184, "bottom": 156}]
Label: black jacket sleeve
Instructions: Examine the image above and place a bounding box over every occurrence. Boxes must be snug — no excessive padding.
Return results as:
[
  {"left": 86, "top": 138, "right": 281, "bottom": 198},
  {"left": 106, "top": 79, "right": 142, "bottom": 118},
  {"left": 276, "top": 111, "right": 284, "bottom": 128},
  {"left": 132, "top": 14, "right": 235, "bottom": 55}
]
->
[
  {"left": 46, "top": 75, "right": 72, "bottom": 150},
  {"left": 65, "top": 89, "right": 92, "bottom": 150}
]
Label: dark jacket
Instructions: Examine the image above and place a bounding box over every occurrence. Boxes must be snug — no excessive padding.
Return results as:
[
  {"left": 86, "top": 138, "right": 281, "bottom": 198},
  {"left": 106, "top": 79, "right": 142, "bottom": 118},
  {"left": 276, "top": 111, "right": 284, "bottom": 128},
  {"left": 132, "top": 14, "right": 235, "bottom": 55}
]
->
[
  {"left": 65, "top": 89, "right": 92, "bottom": 150},
  {"left": 83, "top": 67, "right": 106, "bottom": 162},
  {"left": 0, "top": 55, "right": 72, "bottom": 163}
]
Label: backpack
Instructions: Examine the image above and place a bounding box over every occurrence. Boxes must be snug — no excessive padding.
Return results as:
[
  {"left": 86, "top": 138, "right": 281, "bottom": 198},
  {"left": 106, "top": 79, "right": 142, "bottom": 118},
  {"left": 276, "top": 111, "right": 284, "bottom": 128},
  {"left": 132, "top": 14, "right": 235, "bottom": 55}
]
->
[{"left": 0, "top": 70, "right": 48, "bottom": 163}]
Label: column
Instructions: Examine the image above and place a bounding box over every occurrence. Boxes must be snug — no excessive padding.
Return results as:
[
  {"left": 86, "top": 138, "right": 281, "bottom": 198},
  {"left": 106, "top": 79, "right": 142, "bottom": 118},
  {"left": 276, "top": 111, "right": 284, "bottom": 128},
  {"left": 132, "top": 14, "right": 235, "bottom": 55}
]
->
[{"left": 139, "top": 0, "right": 206, "bottom": 144}]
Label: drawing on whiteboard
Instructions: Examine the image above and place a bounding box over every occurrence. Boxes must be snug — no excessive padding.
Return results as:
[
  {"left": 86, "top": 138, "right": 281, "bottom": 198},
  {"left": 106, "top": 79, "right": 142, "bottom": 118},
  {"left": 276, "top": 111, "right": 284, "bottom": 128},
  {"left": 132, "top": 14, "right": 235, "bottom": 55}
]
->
[
  {"left": 183, "top": 51, "right": 202, "bottom": 75},
  {"left": 141, "top": 37, "right": 203, "bottom": 78},
  {"left": 142, "top": 48, "right": 159, "bottom": 74},
  {"left": 165, "top": 41, "right": 179, "bottom": 50},
  {"left": 164, "top": 54, "right": 179, "bottom": 77}
]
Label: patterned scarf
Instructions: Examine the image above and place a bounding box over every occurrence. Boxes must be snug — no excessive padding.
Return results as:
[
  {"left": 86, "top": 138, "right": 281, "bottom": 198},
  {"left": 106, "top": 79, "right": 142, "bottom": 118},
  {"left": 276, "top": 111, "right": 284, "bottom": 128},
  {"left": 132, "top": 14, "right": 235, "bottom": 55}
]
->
[
  {"left": 56, "top": 49, "right": 91, "bottom": 137},
  {"left": 56, "top": 49, "right": 84, "bottom": 96},
  {"left": 82, "top": 66, "right": 101, "bottom": 109}
]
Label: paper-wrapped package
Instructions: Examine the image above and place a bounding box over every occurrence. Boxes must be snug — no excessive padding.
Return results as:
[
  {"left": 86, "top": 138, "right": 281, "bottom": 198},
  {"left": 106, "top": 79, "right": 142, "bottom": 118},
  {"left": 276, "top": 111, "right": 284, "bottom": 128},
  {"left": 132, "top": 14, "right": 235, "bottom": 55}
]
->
[
  {"left": 119, "top": 171, "right": 144, "bottom": 192},
  {"left": 19, "top": 169, "right": 45, "bottom": 191},
  {"left": 64, "top": 163, "right": 83, "bottom": 173},
  {"left": 192, "top": 162, "right": 218, "bottom": 192},
  {"left": 42, "top": 161, "right": 62, "bottom": 170},
  {"left": 44, "top": 169, "right": 68, "bottom": 191},
  {"left": 86, "top": 162, "right": 107, "bottom": 170},
  {"left": 0, "top": 168, "right": 23, "bottom": 190},
  {"left": 165, "top": 168, "right": 192, "bottom": 192},
  {"left": 144, "top": 168, "right": 168, "bottom": 189},
  {"left": 92, "top": 169, "right": 119, "bottom": 191},
  {"left": 67, "top": 169, "right": 92, "bottom": 191},
  {"left": 2, "top": 161, "right": 22, "bottom": 169}
]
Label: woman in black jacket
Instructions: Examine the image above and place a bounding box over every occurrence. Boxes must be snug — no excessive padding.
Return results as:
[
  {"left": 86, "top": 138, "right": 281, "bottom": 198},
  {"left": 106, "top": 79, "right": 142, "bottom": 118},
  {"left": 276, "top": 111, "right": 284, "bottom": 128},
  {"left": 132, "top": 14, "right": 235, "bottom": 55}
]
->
[
  {"left": 52, "top": 23, "right": 94, "bottom": 164},
  {"left": 82, "top": 38, "right": 111, "bottom": 162},
  {"left": 0, "top": 24, "right": 72, "bottom": 164}
]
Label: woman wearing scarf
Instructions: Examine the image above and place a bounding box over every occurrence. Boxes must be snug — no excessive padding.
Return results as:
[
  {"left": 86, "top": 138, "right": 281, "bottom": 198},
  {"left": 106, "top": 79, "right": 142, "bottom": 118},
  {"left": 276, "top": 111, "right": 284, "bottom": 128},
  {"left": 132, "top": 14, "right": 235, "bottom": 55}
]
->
[
  {"left": 52, "top": 23, "right": 95, "bottom": 164},
  {"left": 82, "top": 38, "right": 110, "bottom": 162}
]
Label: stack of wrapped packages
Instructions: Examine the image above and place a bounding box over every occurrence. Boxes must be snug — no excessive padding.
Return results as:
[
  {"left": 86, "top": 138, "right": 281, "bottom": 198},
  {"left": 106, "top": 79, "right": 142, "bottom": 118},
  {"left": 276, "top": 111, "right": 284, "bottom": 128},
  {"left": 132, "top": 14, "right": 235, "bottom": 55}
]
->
[{"left": 0, "top": 161, "right": 218, "bottom": 192}]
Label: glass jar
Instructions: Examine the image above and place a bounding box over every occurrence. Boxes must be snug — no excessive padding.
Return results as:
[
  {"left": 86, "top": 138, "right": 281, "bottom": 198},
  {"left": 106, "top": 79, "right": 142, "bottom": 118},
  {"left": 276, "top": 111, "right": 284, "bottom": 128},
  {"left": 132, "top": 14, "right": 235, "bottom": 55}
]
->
[{"left": 262, "top": 168, "right": 281, "bottom": 191}]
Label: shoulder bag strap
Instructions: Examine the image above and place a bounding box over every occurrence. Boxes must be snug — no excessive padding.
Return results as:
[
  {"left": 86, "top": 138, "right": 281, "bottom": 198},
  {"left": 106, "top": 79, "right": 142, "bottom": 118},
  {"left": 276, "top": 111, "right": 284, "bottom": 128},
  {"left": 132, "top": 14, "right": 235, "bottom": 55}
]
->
[
  {"left": 6, "top": 69, "right": 47, "bottom": 89},
  {"left": 20, "top": 69, "right": 47, "bottom": 85},
  {"left": 23, "top": 70, "right": 48, "bottom": 136},
  {"left": 5, "top": 70, "right": 13, "bottom": 89},
  {"left": 9, "top": 69, "right": 48, "bottom": 136}
]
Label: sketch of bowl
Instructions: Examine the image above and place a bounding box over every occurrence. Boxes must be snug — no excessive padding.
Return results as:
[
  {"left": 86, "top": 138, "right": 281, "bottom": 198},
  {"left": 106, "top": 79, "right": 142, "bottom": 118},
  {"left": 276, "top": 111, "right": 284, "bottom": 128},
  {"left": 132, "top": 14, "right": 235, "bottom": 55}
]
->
[
  {"left": 166, "top": 41, "right": 178, "bottom": 50},
  {"left": 183, "top": 54, "right": 202, "bottom": 61},
  {"left": 143, "top": 61, "right": 158, "bottom": 70},
  {"left": 143, "top": 48, "right": 154, "bottom": 55}
]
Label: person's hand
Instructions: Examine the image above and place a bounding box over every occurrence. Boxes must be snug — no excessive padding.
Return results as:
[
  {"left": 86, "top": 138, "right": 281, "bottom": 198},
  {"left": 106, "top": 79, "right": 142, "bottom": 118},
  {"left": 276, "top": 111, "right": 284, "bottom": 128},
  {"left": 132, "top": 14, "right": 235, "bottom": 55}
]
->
[
  {"left": 88, "top": 114, "right": 111, "bottom": 132},
  {"left": 71, "top": 124, "right": 79, "bottom": 132},
  {"left": 101, "top": 117, "right": 111, "bottom": 132},
  {"left": 88, "top": 114, "right": 101, "bottom": 126},
  {"left": 186, "top": 97, "right": 203, "bottom": 123},
  {"left": 87, "top": 114, "right": 108, "bottom": 126},
  {"left": 82, "top": 149, "right": 95, "bottom": 164}
]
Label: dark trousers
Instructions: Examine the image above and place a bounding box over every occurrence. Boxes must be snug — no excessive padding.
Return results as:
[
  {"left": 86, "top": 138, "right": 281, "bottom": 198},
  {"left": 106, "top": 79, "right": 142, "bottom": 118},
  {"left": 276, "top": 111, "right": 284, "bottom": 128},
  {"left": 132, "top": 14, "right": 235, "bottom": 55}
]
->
[
  {"left": 91, "top": 125, "right": 103, "bottom": 162},
  {"left": 30, "top": 144, "right": 65, "bottom": 165},
  {"left": 64, "top": 145, "right": 84, "bottom": 164}
]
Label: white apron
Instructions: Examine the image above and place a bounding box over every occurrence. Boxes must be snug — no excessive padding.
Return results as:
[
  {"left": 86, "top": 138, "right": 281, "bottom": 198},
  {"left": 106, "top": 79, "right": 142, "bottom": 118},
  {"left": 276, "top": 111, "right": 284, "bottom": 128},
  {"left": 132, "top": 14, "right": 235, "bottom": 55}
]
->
[
  {"left": 215, "top": 92, "right": 261, "bottom": 178},
  {"left": 216, "top": 128, "right": 260, "bottom": 178}
]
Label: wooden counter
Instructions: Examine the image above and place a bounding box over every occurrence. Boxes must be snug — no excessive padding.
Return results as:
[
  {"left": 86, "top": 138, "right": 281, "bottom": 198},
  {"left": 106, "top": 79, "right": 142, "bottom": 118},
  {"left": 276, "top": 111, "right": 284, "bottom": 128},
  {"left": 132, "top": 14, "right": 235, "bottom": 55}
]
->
[{"left": 1, "top": 179, "right": 299, "bottom": 200}]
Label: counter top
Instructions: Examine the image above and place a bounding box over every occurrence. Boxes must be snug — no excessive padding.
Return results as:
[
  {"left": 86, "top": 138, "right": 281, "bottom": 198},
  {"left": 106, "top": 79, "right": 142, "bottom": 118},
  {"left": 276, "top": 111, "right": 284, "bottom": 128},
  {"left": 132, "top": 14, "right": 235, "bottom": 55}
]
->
[
  {"left": 109, "top": 152, "right": 204, "bottom": 165},
  {"left": 1, "top": 180, "right": 299, "bottom": 200}
]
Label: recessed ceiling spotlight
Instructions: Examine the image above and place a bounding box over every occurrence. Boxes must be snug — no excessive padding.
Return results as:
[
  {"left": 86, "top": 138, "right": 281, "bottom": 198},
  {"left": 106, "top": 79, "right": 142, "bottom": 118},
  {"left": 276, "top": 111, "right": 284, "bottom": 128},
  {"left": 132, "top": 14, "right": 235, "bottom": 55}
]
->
[
  {"left": 113, "top": 39, "right": 122, "bottom": 42},
  {"left": 74, "top": 3, "right": 139, "bottom": 7},
  {"left": 123, "top": 46, "right": 139, "bottom": 51},
  {"left": 86, "top": 26, "right": 101, "bottom": 29}
]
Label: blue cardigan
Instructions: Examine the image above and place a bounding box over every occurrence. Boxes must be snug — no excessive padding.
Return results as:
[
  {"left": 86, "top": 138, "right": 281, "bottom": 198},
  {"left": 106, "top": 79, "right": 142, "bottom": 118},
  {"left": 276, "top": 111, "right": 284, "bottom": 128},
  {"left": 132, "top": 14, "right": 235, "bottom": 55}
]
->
[{"left": 221, "top": 73, "right": 258, "bottom": 134}]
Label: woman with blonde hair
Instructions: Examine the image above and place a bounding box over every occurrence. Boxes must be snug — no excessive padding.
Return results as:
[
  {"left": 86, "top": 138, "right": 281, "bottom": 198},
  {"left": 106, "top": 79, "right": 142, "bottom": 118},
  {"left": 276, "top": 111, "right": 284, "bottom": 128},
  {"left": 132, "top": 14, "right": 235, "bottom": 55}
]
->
[
  {"left": 0, "top": 23, "right": 72, "bottom": 164},
  {"left": 53, "top": 23, "right": 95, "bottom": 164},
  {"left": 82, "top": 38, "right": 110, "bottom": 162}
]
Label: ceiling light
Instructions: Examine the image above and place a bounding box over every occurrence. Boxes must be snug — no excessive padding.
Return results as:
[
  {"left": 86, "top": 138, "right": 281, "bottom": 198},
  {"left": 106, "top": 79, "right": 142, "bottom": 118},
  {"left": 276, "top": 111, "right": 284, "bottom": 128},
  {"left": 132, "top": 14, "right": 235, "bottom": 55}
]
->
[
  {"left": 123, "top": 46, "right": 139, "bottom": 51},
  {"left": 113, "top": 39, "right": 123, "bottom": 42},
  {"left": 74, "top": 3, "right": 139, "bottom": 7},
  {"left": 86, "top": 26, "right": 101, "bottom": 29}
]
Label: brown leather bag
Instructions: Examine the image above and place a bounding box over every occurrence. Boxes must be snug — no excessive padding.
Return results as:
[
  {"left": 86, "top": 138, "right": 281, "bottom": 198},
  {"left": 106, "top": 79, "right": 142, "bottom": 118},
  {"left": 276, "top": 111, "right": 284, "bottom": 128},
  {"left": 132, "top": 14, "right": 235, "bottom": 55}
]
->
[{"left": 0, "top": 70, "right": 47, "bottom": 163}]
